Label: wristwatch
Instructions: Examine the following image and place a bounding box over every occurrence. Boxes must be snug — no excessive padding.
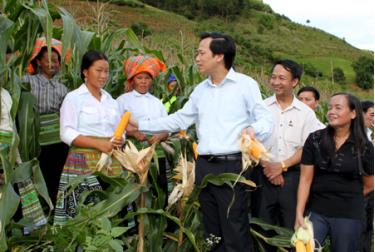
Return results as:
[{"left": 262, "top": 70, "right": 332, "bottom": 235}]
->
[{"left": 281, "top": 161, "right": 288, "bottom": 172}]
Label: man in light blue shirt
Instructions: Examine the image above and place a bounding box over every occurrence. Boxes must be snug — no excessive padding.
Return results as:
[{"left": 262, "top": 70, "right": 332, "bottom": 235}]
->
[{"left": 130, "top": 32, "right": 273, "bottom": 251}]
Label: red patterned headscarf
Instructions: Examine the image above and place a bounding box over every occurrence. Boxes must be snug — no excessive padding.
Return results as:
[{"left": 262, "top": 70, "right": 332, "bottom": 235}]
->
[
  {"left": 28, "top": 37, "right": 70, "bottom": 74},
  {"left": 124, "top": 55, "right": 167, "bottom": 92}
]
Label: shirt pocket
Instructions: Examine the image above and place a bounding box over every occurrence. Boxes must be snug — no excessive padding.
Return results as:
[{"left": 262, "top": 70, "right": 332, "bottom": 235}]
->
[
  {"left": 284, "top": 124, "right": 301, "bottom": 149},
  {"left": 106, "top": 108, "right": 119, "bottom": 128},
  {"left": 80, "top": 106, "right": 99, "bottom": 125}
]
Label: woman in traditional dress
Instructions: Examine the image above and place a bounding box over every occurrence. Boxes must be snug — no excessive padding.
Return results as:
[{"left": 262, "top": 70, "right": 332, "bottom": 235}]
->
[
  {"left": 23, "top": 37, "right": 69, "bottom": 205},
  {"left": 1, "top": 87, "right": 47, "bottom": 233},
  {"left": 54, "top": 51, "right": 123, "bottom": 225},
  {"left": 117, "top": 55, "right": 169, "bottom": 206}
]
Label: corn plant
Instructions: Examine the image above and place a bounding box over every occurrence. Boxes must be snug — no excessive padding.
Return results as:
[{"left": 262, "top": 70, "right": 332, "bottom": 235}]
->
[{"left": 0, "top": 1, "right": 327, "bottom": 251}]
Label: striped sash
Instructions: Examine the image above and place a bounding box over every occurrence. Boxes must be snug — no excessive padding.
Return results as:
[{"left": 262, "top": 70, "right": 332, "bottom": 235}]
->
[
  {"left": 0, "top": 130, "right": 13, "bottom": 145},
  {"left": 39, "top": 113, "right": 61, "bottom": 146},
  {"left": 70, "top": 144, "right": 123, "bottom": 177}
]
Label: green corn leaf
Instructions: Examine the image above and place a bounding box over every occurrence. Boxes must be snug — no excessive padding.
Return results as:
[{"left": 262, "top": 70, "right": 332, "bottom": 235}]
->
[
  {"left": 16, "top": 91, "right": 40, "bottom": 162},
  {"left": 0, "top": 183, "right": 20, "bottom": 252}
]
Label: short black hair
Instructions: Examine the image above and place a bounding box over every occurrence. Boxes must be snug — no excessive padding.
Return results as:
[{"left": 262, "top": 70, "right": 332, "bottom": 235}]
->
[
  {"left": 361, "top": 100, "right": 374, "bottom": 113},
  {"left": 199, "top": 32, "right": 236, "bottom": 70},
  {"left": 80, "top": 50, "right": 108, "bottom": 81},
  {"left": 272, "top": 59, "right": 303, "bottom": 81},
  {"left": 297, "top": 86, "right": 320, "bottom": 100}
]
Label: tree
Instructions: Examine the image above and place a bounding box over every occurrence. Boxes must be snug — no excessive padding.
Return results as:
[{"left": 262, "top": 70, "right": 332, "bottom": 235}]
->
[
  {"left": 333, "top": 67, "right": 346, "bottom": 85},
  {"left": 303, "top": 62, "right": 323, "bottom": 78},
  {"left": 352, "top": 56, "right": 374, "bottom": 89}
]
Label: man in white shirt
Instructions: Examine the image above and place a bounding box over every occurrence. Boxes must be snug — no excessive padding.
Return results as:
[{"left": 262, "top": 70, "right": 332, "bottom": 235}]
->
[
  {"left": 297, "top": 86, "right": 326, "bottom": 129},
  {"left": 129, "top": 32, "right": 273, "bottom": 251},
  {"left": 251, "top": 60, "right": 318, "bottom": 234}
]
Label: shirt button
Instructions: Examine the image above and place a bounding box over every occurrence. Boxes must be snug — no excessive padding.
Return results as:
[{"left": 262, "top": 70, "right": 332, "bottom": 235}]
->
[
  {"left": 278, "top": 149, "right": 281, "bottom": 152},
  {"left": 280, "top": 124, "right": 283, "bottom": 127}
]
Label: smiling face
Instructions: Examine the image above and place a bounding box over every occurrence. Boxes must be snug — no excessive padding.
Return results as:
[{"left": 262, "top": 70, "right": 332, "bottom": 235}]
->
[
  {"left": 327, "top": 94, "right": 356, "bottom": 128},
  {"left": 270, "top": 64, "right": 298, "bottom": 98},
  {"left": 37, "top": 50, "right": 61, "bottom": 79},
  {"left": 132, "top": 72, "right": 153, "bottom": 94},
  {"left": 363, "top": 107, "right": 374, "bottom": 129},
  {"left": 83, "top": 59, "right": 109, "bottom": 90},
  {"left": 298, "top": 91, "right": 319, "bottom": 110}
]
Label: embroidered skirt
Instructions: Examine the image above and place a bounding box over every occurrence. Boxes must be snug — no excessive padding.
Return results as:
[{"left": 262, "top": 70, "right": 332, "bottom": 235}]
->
[{"left": 53, "top": 146, "right": 123, "bottom": 226}]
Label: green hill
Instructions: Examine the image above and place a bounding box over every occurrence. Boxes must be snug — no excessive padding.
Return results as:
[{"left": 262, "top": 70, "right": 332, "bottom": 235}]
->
[{"left": 51, "top": 0, "right": 373, "bottom": 100}]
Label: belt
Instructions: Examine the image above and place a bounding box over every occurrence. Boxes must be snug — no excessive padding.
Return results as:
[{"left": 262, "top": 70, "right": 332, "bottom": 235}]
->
[{"left": 199, "top": 152, "right": 242, "bottom": 162}]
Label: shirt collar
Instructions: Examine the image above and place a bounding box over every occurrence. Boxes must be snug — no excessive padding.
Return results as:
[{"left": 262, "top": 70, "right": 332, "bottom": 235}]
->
[
  {"left": 132, "top": 90, "right": 151, "bottom": 97},
  {"left": 36, "top": 73, "right": 58, "bottom": 87},
  {"left": 77, "top": 84, "right": 110, "bottom": 101},
  {"left": 267, "top": 95, "right": 304, "bottom": 111},
  {"left": 206, "top": 68, "right": 237, "bottom": 87},
  {"left": 346, "top": 133, "right": 356, "bottom": 144}
]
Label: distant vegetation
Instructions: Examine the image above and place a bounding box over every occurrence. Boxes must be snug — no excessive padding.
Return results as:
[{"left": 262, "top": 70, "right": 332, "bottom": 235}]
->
[
  {"left": 52, "top": 0, "right": 373, "bottom": 99},
  {"left": 141, "top": 0, "right": 273, "bottom": 19}
]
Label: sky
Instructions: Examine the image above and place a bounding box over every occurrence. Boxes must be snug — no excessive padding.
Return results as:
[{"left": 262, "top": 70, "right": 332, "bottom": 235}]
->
[{"left": 262, "top": 0, "right": 374, "bottom": 51}]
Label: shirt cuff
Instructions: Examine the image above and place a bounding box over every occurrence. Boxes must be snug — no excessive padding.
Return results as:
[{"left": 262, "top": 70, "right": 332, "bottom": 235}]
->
[
  {"left": 251, "top": 122, "right": 271, "bottom": 142},
  {"left": 61, "top": 128, "right": 80, "bottom": 146}
]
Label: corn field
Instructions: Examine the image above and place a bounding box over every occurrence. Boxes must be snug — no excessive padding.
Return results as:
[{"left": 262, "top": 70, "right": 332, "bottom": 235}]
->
[{"left": 0, "top": 1, "right": 335, "bottom": 251}]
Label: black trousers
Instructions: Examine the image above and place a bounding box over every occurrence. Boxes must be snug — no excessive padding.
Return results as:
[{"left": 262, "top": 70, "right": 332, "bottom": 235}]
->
[
  {"left": 250, "top": 165, "right": 299, "bottom": 230},
  {"left": 38, "top": 142, "right": 69, "bottom": 206},
  {"left": 360, "top": 192, "right": 374, "bottom": 252},
  {"left": 196, "top": 155, "right": 252, "bottom": 252}
]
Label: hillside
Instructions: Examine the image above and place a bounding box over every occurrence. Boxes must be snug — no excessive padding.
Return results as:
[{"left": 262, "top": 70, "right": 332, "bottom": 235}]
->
[{"left": 51, "top": 0, "right": 373, "bottom": 100}]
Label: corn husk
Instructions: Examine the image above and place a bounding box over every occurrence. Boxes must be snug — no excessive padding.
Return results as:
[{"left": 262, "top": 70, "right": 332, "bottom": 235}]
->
[
  {"left": 113, "top": 141, "right": 155, "bottom": 185},
  {"left": 96, "top": 137, "right": 115, "bottom": 172},
  {"left": 239, "top": 133, "right": 269, "bottom": 171},
  {"left": 167, "top": 154, "right": 195, "bottom": 209},
  {"left": 160, "top": 142, "right": 175, "bottom": 156},
  {"left": 96, "top": 152, "right": 113, "bottom": 172},
  {"left": 291, "top": 216, "right": 315, "bottom": 252}
]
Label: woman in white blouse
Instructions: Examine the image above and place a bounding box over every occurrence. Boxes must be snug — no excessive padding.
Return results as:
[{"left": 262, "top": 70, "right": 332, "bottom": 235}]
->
[
  {"left": 117, "top": 55, "right": 169, "bottom": 207},
  {"left": 54, "top": 51, "right": 123, "bottom": 226}
]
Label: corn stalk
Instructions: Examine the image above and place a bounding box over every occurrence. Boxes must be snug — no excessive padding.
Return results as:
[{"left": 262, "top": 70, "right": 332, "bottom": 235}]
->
[{"left": 113, "top": 141, "right": 156, "bottom": 252}]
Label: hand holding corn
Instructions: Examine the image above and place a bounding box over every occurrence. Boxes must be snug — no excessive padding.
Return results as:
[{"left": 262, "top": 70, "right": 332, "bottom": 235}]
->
[
  {"left": 291, "top": 216, "right": 315, "bottom": 252},
  {"left": 96, "top": 111, "right": 131, "bottom": 171},
  {"left": 241, "top": 126, "right": 255, "bottom": 139}
]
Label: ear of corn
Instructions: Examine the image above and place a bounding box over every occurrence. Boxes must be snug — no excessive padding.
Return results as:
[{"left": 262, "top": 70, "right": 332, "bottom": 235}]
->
[
  {"left": 192, "top": 142, "right": 198, "bottom": 160},
  {"left": 178, "top": 130, "right": 187, "bottom": 137},
  {"left": 291, "top": 216, "right": 315, "bottom": 252},
  {"left": 295, "top": 240, "right": 306, "bottom": 252},
  {"left": 239, "top": 133, "right": 269, "bottom": 168},
  {"left": 96, "top": 112, "right": 132, "bottom": 172},
  {"left": 113, "top": 141, "right": 156, "bottom": 185},
  {"left": 113, "top": 111, "right": 131, "bottom": 139},
  {"left": 167, "top": 154, "right": 195, "bottom": 209}
]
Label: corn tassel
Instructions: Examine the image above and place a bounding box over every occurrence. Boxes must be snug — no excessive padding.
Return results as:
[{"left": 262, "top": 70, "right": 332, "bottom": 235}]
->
[{"left": 96, "top": 111, "right": 131, "bottom": 172}]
